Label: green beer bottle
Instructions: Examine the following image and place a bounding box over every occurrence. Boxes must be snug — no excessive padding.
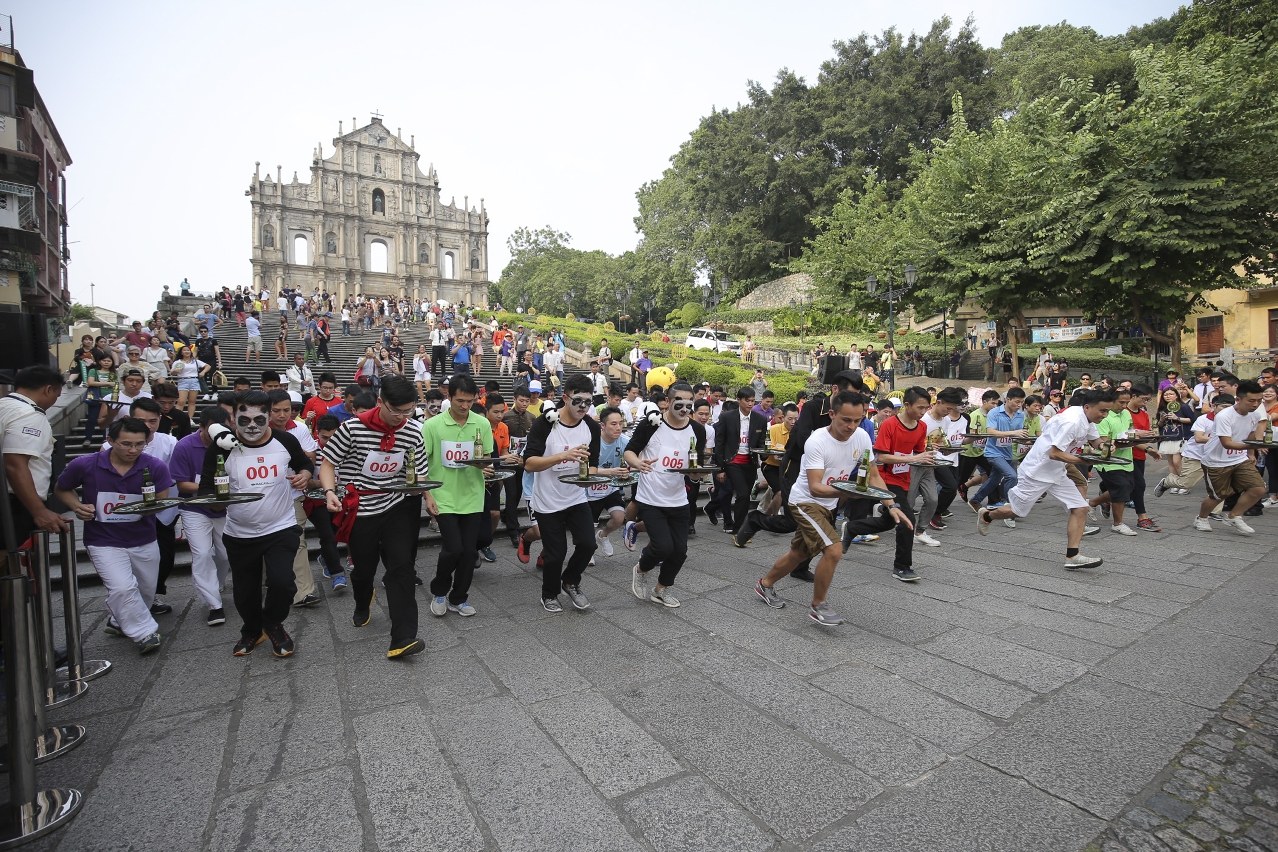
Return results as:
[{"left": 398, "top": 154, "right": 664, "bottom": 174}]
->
[
  {"left": 856, "top": 449, "right": 870, "bottom": 491},
  {"left": 405, "top": 447, "right": 418, "bottom": 486},
  {"left": 689, "top": 435, "right": 698, "bottom": 468},
  {"left": 214, "top": 455, "right": 230, "bottom": 498},
  {"left": 141, "top": 467, "right": 156, "bottom": 504}
]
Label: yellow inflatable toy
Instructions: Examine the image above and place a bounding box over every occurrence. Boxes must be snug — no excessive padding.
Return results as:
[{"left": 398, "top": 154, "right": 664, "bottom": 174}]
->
[{"left": 646, "top": 365, "right": 676, "bottom": 391}]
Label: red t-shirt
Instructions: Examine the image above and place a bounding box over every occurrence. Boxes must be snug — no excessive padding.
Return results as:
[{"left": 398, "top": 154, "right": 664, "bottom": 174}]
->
[
  {"left": 302, "top": 395, "right": 343, "bottom": 432},
  {"left": 873, "top": 414, "right": 926, "bottom": 490},
  {"left": 1131, "top": 409, "right": 1150, "bottom": 460}
]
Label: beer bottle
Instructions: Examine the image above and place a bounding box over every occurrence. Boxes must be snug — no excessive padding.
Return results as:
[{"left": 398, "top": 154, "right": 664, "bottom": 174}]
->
[
  {"left": 856, "top": 450, "right": 870, "bottom": 491},
  {"left": 578, "top": 443, "right": 590, "bottom": 480},
  {"left": 474, "top": 434, "right": 484, "bottom": 462},
  {"left": 405, "top": 447, "right": 418, "bottom": 486},
  {"left": 142, "top": 467, "right": 157, "bottom": 504},
  {"left": 689, "top": 435, "right": 698, "bottom": 468},
  {"left": 214, "top": 455, "right": 230, "bottom": 498},
  {"left": 1265, "top": 419, "right": 1274, "bottom": 444},
  {"left": 114, "top": 372, "right": 123, "bottom": 402}
]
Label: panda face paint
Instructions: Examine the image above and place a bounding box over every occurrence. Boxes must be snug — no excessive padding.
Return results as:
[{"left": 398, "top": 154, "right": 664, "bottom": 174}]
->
[{"left": 235, "top": 405, "right": 270, "bottom": 444}]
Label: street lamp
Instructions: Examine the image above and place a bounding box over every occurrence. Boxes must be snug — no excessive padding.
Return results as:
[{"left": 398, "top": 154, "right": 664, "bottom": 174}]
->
[
  {"left": 867, "top": 264, "right": 916, "bottom": 388},
  {"left": 561, "top": 289, "right": 576, "bottom": 317},
  {"left": 518, "top": 293, "right": 529, "bottom": 314},
  {"left": 615, "top": 287, "right": 630, "bottom": 333},
  {"left": 644, "top": 298, "right": 656, "bottom": 325},
  {"left": 789, "top": 292, "right": 813, "bottom": 354}
]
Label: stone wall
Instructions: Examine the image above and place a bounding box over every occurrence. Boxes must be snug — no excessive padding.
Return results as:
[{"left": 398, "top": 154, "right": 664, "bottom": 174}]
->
[{"left": 733, "top": 272, "right": 813, "bottom": 311}]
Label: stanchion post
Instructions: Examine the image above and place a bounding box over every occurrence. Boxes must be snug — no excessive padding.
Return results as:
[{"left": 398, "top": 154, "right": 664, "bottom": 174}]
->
[
  {"left": 27, "top": 532, "right": 84, "bottom": 708},
  {"left": 56, "top": 525, "right": 110, "bottom": 682}
]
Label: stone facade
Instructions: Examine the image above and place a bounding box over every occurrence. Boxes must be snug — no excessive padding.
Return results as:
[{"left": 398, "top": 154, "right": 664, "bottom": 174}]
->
[
  {"left": 733, "top": 272, "right": 813, "bottom": 311},
  {"left": 247, "top": 116, "right": 490, "bottom": 306}
]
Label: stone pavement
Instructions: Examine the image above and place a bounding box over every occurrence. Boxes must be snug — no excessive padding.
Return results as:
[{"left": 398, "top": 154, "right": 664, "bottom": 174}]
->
[{"left": 11, "top": 460, "right": 1278, "bottom": 852}]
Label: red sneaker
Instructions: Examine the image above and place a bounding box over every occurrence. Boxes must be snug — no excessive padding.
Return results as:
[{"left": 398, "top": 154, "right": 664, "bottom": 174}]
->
[
  {"left": 516, "top": 535, "right": 530, "bottom": 564},
  {"left": 1137, "top": 518, "right": 1162, "bottom": 532}
]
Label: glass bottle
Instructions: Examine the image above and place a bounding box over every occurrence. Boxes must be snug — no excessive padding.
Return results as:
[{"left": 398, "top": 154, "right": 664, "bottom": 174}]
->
[
  {"left": 856, "top": 450, "right": 870, "bottom": 491},
  {"left": 405, "top": 447, "right": 418, "bottom": 486},
  {"left": 142, "top": 467, "right": 156, "bottom": 504},
  {"left": 214, "top": 455, "right": 230, "bottom": 497},
  {"left": 578, "top": 443, "right": 590, "bottom": 480},
  {"left": 689, "top": 435, "right": 698, "bottom": 468}
]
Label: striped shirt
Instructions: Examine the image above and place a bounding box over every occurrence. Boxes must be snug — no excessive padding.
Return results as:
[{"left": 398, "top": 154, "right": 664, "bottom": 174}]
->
[{"left": 321, "top": 417, "right": 428, "bottom": 516}]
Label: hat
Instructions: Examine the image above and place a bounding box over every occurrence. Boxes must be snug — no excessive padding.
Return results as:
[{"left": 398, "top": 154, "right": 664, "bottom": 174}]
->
[
  {"left": 889, "top": 398, "right": 903, "bottom": 408},
  {"left": 288, "top": 391, "right": 304, "bottom": 405},
  {"left": 121, "top": 367, "right": 144, "bottom": 378},
  {"left": 528, "top": 380, "right": 542, "bottom": 392},
  {"left": 833, "top": 370, "right": 862, "bottom": 384}
]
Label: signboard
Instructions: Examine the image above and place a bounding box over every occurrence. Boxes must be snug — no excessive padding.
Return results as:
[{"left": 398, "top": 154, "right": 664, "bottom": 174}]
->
[
  {"left": 1031, "top": 325, "right": 1097, "bottom": 343},
  {"left": 1104, "top": 345, "right": 1123, "bottom": 356}
]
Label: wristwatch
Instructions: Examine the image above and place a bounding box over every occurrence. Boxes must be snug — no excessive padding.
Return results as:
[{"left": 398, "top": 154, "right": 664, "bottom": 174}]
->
[{"left": 883, "top": 502, "right": 899, "bottom": 510}]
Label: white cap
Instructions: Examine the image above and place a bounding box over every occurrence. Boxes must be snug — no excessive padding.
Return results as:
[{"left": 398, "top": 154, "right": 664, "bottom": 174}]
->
[
  {"left": 288, "top": 391, "right": 303, "bottom": 404},
  {"left": 528, "top": 380, "right": 543, "bottom": 392}
]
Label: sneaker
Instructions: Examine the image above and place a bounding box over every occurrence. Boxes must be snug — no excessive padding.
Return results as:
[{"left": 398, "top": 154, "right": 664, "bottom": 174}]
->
[
  {"left": 631, "top": 562, "right": 648, "bottom": 600},
  {"left": 1100, "top": 502, "right": 1111, "bottom": 520},
  {"left": 1082, "top": 525, "right": 1101, "bottom": 536},
  {"left": 649, "top": 587, "right": 680, "bottom": 608},
  {"left": 915, "top": 532, "right": 941, "bottom": 547},
  {"left": 967, "top": 499, "right": 983, "bottom": 514},
  {"left": 207, "top": 608, "right": 226, "bottom": 626},
  {"left": 1137, "top": 518, "right": 1162, "bottom": 532},
  {"left": 561, "top": 583, "right": 590, "bottom": 610},
  {"left": 1262, "top": 496, "right": 1278, "bottom": 509},
  {"left": 1063, "top": 553, "right": 1103, "bottom": 570},
  {"left": 703, "top": 503, "right": 719, "bottom": 526},
  {"left": 1109, "top": 523, "right": 1137, "bottom": 536},
  {"left": 387, "top": 638, "right": 425, "bottom": 659},
  {"left": 809, "top": 602, "right": 844, "bottom": 626},
  {"left": 588, "top": 556, "right": 596, "bottom": 567},
  {"left": 414, "top": 573, "right": 423, "bottom": 586},
  {"left": 1173, "top": 488, "right": 1190, "bottom": 495},
  {"left": 1003, "top": 518, "right": 1017, "bottom": 529},
  {"left": 516, "top": 535, "right": 530, "bottom": 563},
  {"left": 1193, "top": 516, "right": 1213, "bottom": 531},
  {"left": 1208, "top": 512, "right": 1226, "bottom": 522},
  {"left": 430, "top": 595, "right": 448, "bottom": 616},
  {"left": 103, "top": 617, "right": 124, "bottom": 636},
  {"left": 262, "top": 624, "right": 294, "bottom": 657},
  {"left": 447, "top": 601, "right": 477, "bottom": 617},
  {"left": 1153, "top": 477, "right": 1168, "bottom": 498},
  {"left": 790, "top": 566, "right": 816, "bottom": 583},
  {"left": 353, "top": 589, "right": 376, "bottom": 627},
  {"left": 894, "top": 568, "right": 920, "bottom": 582},
  {"left": 293, "top": 593, "right": 321, "bottom": 608},
  {"left": 137, "top": 632, "right": 162, "bottom": 654},
  {"left": 623, "top": 521, "right": 639, "bottom": 551},
  {"left": 754, "top": 580, "right": 785, "bottom": 609},
  {"left": 977, "top": 510, "right": 991, "bottom": 536},
  {"left": 331, "top": 573, "right": 347, "bottom": 592},
  {"left": 1087, "top": 506, "right": 1099, "bottom": 522},
  {"left": 929, "top": 518, "right": 947, "bottom": 530},
  {"left": 596, "top": 531, "right": 614, "bottom": 558},
  {"left": 479, "top": 547, "right": 497, "bottom": 563},
  {"left": 1224, "top": 515, "right": 1255, "bottom": 536},
  {"left": 319, "top": 554, "right": 330, "bottom": 578},
  {"left": 849, "top": 534, "right": 879, "bottom": 545},
  {"left": 541, "top": 596, "right": 563, "bottom": 613},
  {"left": 733, "top": 517, "right": 754, "bottom": 548},
  {"left": 1124, "top": 500, "right": 1136, "bottom": 509},
  {"left": 150, "top": 596, "right": 173, "bottom": 615},
  {"left": 233, "top": 633, "right": 263, "bottom": 656}
]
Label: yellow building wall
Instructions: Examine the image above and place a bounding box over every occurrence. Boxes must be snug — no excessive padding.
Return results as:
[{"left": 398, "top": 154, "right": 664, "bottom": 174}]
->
[{"left": 1182, "top": 286, "right": 1278, "bottom": 361}]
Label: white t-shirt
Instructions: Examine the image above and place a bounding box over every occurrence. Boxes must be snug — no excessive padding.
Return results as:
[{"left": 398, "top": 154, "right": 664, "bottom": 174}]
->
[
  {"left": 790, "top": 426, "right": 872, "bottom": 510},
  {"left": 1202, "top": 406, "right": 1262, "bottom": 468},
  {"left": 174, "top": 359, "right": 207, "bottom": 380},
  {"left": 1183, "top": 414, "right": 1214, "bottom": 462},
  {"left": 628, "top": 418, "right": 704, "bottom": 508},
  {"left": 529, "top": 417, "right": 597, "bottom": 514},
  {"left": 1017, "top": 406, "right": 1098, "bottom": 483},
  {"left": 277, "top": 297, "right": 288, "bottom": 312},
  {"left": 219, "top": 434, "right": 307, "bottom": 538},
  {"left": 287, "top": 423, "right": 319, "bottom": 455},
  {"left": 246, "top": 316, "right": 261, "bottom": 337},
  {"left": 920, "top": 411, "right": 966, "bottom": 467},
  {"left": 846, "top": 350, "right": 863, "bottom": 370},
  {"left": 0, "top": 393, "right": 54, "bottom": 497}
]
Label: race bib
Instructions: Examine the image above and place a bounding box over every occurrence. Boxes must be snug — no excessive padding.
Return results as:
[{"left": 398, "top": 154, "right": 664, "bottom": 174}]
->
[
  {"left": 441, "top": 441, "right": 474, "bottom": 469},
  {"left": 891, "top": 463, "right": 909, "bottom": 474},
  {"left": 230, "top": 450, "right": 289, "bottom": 491},
  {"left": 973, "top": 437, "right": 987, "bottom": 448},
  {"left": 588, "top": 481, "right": 614, "bottom": 496},
  {"left": 553, "top": 444, "right": 576, "bottom": 473},
  {"left": 997, "top": 436, "right": 1012, "bottom": 446},
  {"left": 96, "top": 492, "right": 142, "bottom": 524},
  {"left": 363, "top": 451, "right": 405, "bottom": 478}
]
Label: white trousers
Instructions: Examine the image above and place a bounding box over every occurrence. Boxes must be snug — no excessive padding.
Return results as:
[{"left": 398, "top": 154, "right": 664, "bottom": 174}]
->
[
  {"left": 291, "top": 501, "right": 316, "bottom": 602},
  {"left": 87, "top": 542, "right": 159, "bottom": 642},
  {"left": 181, "top": 510, "right": 229, "bottom": 609}
]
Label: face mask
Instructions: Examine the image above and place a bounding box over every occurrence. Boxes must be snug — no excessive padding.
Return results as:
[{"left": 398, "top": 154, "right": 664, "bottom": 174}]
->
[{"left": 236, "top": 407, "right": 269, "bottom": 442}]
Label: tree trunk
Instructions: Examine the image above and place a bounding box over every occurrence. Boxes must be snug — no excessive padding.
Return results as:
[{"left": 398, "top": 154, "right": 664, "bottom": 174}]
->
[{"left": 1132, "top": 295, "right": 1188, "bottom": 372}]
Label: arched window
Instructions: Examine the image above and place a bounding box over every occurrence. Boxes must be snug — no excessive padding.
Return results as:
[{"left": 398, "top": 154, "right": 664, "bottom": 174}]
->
[
  {"left": 369, "top": 240, "right": 388, "bottom": 273},
  {"left": 470, "top": 251, "right": 480, "bottom": 270},
  {"left": 292, "top": 234, "right": 308, "bottom": 265},
  {"left": 372, "top": 188, "right": 385, "bottom": 215},
  {"left": 419, "top": 243, "right": 429, "bottom": 264},
  {"left": 443, "top": 252, "right": 455, "bottom": 279}
]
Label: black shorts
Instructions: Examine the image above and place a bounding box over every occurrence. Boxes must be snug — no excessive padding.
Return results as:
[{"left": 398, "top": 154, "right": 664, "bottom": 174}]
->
[
  {"left": 484, "top": 484, "right": 501, "bottom": 513},
  {"left": 588, "top": 491, "right": 626, "bottom": 521},
  {"left": 1098, "top": 468, "right": 1134, "bottom": 504}
]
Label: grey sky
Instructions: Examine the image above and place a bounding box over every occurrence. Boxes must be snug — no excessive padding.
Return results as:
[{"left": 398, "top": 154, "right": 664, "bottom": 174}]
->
[{"left": 13, "top": 0, "right": 1182, "bottom": 319}]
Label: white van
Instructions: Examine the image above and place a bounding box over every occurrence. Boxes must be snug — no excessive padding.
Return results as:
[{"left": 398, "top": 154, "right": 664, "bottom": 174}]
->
[{"left": 684, "top": 327, "right": 743, "bottom": 354}]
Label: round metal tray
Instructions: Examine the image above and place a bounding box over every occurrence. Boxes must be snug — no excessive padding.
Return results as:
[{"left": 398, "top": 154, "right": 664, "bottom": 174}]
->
[
  {"left": 830, "top": 481, "right": 894, "bottom": 501},
  {"left": 666, "top": 466, "right": 721, "bottom": 474},
  {"left": 1243, "top": 440, "right": 1278, "bottom": 450},
  {"left": 456, "top": 457, "right": 500, "bottom": 466},
  {"left": 960, "top": 434, "right": 988, "bottom": 443},
  {"left": 608, "top": 474, "right": 639, "bottom": 487},
  {"left": 106, "top": 497, "right": 186, "bottom": 516},
  {"left": 483, "top": 470, "right": 516, "bottom": 482},
  {"left": 558, "top": 474, "right": 612, "bottom": 486},
  {"left": 376, "top": 482, "right": 444, "bottom": 493},
  {"left": 182, "top": 493, "right": 266, "bottom": 509},
  {"left": 909, "top": 461, "right": 945, "bottom": 468},
  {"left": 1076, "top": 454, "right": 1133, "bottom": 466},
  {"left": 1011, "top": 436, "right": 1040, "bottom": 445},
  {"left": 1113, "top": 437, "right": 1158, "bottom": 447},
  {"left": 751, "top": 448, "right": 785, "bottom": 458}
]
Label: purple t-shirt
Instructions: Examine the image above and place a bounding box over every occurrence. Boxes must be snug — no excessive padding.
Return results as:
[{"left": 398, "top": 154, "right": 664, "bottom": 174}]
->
[
  {"left": 56, "top": 451, "right": 174, "bottom": 548},
  {"left": 169, "top": 431, "right": 224, "bottom": 518}
]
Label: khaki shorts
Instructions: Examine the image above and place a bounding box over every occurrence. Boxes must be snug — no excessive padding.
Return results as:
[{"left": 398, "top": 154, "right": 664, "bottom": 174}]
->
[
  {"left": 790, "top": 502, "right": 840, "bottom": 557},
  {"left": 1204, "top": 462, "right": 1264, "bottom": 501},
  {"left": 1065, "top": 463, "right": 1086, "bottom": 487},
  {"left": 246, "top": 335, "right": 263, "bottom": 352}
]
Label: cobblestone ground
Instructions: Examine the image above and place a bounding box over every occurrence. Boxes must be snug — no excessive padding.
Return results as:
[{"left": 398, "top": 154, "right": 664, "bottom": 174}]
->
[
  {"left": 6, "top": 457, "right": 1278, "bottom": 851},
  {"left": 1088, "top": 652, "right": 1278, "bottom": 852}
]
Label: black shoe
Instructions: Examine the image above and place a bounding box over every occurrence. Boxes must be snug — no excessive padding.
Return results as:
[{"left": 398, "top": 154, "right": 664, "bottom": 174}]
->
[
  {"left": 1244, "top": 505, "right": 1263, "bottom": 517},
  {"left": 233, "top": 633, "right": 264, "bottom": 656},
  {"left": 353, "top": 589, "right": 376, "bottom": 627},
  {"left": 790, "top": 566, "right": 816, "bottom": 583},
  {"left": 292, "top": 593, "right": 321, "bottom": 608},
  {"left": 413, "top": 573, "right": 423, "bottom": 586},
  {"left": 703, "top": 504, "right": 719, "bottom": 526},
  {"left": 387, "top": 637, "right": 425, "bottom": 659},
  {"left": 688, "top": 526, "right": 697, "bottom": 536},
  {"left": 150, "top": 597, "right": 173, "bottom": 615},
  {"left": 263, "top": 624, "right": 294, "bottom": 657},
  {"left": 207, "top": 608, "right": 226, "bottom": 626},
  {"left": 733, "top": 517, "right": 754, "bottom": 548}
]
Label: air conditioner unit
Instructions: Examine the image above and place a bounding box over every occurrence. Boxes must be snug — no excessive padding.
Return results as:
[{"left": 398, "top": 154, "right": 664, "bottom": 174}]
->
[{"left": 15, "top": 139, "right": 24, "bottom": 152}]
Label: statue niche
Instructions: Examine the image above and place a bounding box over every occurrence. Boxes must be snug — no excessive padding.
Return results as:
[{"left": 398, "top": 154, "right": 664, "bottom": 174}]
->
[
  {"left": 263, "top": 225, "right": 274, "bottom": 247},
  {"left": 419, "top": 244, "right": 429, "bottom": 264},
  {"left": 372, "top": 188, "right": 385, "bottom": 215}
]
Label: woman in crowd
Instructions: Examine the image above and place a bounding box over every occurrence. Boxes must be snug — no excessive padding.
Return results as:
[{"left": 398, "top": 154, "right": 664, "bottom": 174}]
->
[
  {"left": 169, "top": 343, "right": 211, "bottom": 419},
  {"left": 412, "top": 343, "right": 432, "bottom": 400},
  {"left": 1156, "top": 386, "right": 1194, "bottom": 479}
]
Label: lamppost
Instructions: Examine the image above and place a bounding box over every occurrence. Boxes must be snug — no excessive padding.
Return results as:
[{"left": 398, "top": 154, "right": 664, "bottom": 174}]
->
[
  {"left": 789, "top": 292, "right": 813, "bottom": 355},
  {"left": 644, "top": 298, "right": 656, "bottom": 326},
  {"left": 518, "top": 293, "right": 529, "bottom": 314},
  {"left": 561, "top": 289, "right": 576, "bottom": 316},
  {"left": 615, "top": 285, "right": 632, "bottom": 333},
  {"left": 867, "top": 265, "right": 916, "bottom": 389}
]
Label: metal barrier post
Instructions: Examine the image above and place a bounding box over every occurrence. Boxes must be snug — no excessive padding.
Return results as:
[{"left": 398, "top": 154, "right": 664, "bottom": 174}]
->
[
  {"left": 27, "top": 533, "right": 85, "bottom": 709},
  {"left": 55, "top": 525, "right": 110, "bottom": 682}
]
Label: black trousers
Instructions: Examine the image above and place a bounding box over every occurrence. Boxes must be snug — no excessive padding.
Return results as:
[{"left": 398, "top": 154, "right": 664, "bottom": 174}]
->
[
  {"left": 725, "top": 462, "right": 755, "bottom": 530},
  {"left": 761, "top": 464, "right": 781, "bottom": 494},
  {"left": 224, "top": 526, "right": 300, "bottom": 641},
  {"left": 956, "top": 454, "right": 990, "bottom": 487},
  {"left": 501, "top": 473, "right": 524, "bottom": 537},
  {"left": 842, "top": 484, "right": 915, "bottom": 573},
  {"left": 1132, "top": 458, "right": 1147, "bottom": 515},
  {"left": 348, "top": 499, "right": 420, "bottom": 644},
  {"left": 686, "top": 481, "right": 701, "bottom": 530},
  {"left": 316, "top": 337, "right": 330, "bottom": 363},
  {"left": 537, "top": 502, "right": 596, "bottom": 599},
  {"left": 637, "top": 502, "right": 689, "bottom": 587},
  {"left": 431, "top": 345, "right": 447, "bottom": 376},
  {"left": 934, "top": 465, "right": 960, "bottom": 516},
  {"left": 432, "top": 511, "right": 482, "bottom": 605},
  {"left": 155, "top": 517, "right": 176, "bottom": 594},
  {"left": 305, "top": 502, "right": 342, "bottom": 573}
]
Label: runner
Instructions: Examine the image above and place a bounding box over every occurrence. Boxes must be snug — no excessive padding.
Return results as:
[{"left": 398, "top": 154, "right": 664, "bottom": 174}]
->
[
  {"left": 200, "top": 391, "right": 314, "bottom": 657},
  {"left": 978, "top": 389, "right": 1115, "bottom": 569},
  {"left": 1085, "top": 387, "right": 1151, "bottom": 536},
  {"left": 420, "top": 374, "right": 492, "bottom": 618},
  {"left": 320, "top": 375, "right": 428, "bottom": 657},
  {"left": 754, "top": 391, "right": 903, "bottom": 625},
  {"left": 1195, "top": 380, "right": 1267, "bottom": 535},
  {"left": 170, "top": 407, "right": 234, "bottom": 624},
  {"left": 968, "top": 387, "right": 1027, "bottom": 511},
  {"left": 267, "top": 389, "right": 322, "bottom": 608},
  {"left": 54, "top": 417, "right": 172, "bottom": 653},
  {"left": 911, "top": 387, "right": 967, "bottom": 546},
  {"left": 624, "top": 381, "right": 707, "bottom": 607},
  {"left": 502, "top": 387, "right": 534, "bottom": 550},
  {"left": 712, "top": 386, "right": 768, "bottom": 534},
  {"left": 586, "top": 406, "right": 629, "bottom": 559},
  {"left": 1155, "top": 396, "right": 1229, "bottom": 497},
  {"left": 117, "top": 398, "right": 179, "bottom": 615}
]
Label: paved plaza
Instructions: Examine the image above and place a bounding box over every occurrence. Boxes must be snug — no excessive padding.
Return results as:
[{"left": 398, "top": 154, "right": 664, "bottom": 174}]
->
[{"left": 13, "top": 459, "right": 1278, "bottom": 852}]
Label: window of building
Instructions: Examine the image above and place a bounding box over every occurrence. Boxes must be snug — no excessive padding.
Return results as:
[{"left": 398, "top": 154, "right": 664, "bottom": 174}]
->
[
  {"left": 372, "top": 188, "right": 385, "bottom": 215},
  {"left": 369, "top": 240, "right": 388, "bottom": 273},
  {"left": 443, "top": 252, "right": 455, "bottom": 279},
  {"left": 1196, "top": 315, "right": 1224, "bottom": 355},
  {"left": 292, "top": 235, "right": 308, "bottom": 265},
  {"left": 0, "top": 74, "right": 13, "bottom": 117}
]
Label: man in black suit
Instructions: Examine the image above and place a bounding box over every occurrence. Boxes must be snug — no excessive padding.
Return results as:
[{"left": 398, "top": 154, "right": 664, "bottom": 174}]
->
[{"left": 713, "top": 386, "right": 769, "bottom": 534}]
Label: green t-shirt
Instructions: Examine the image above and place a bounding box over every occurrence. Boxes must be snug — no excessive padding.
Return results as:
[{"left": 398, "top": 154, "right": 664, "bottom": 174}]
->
[
  {"left": 421, "top": 410, "right": 493, "bottom": 514},
  {"left": 962, "top": 409, "right": 989, "bottom": 458},
  {"left": 1094, "top": 408, "right": 1134, "bottom": 471},
  {"left": 1016, "top": 414, "right": 1043, "bottom": 458}
]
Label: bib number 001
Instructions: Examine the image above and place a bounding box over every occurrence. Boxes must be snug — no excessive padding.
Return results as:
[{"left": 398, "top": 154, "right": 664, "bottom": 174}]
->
[{"left": 244, "top": 464, "right": 279, "bottom": 481}]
